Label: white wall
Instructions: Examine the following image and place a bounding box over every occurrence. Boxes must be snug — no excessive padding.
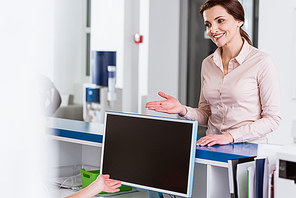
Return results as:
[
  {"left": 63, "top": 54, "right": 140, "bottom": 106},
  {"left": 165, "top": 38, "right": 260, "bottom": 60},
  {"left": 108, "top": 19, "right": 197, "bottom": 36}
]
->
[
  {"left": 258, "top": 0, "right": 296, "bottom": 144},
  {"left": 54, "top": 0, "right": 86, "bottom": 104},
  {"left": 138, "top": 0, "right": 181, "bottom": 115},
  {"left": 144, "top": 0, "right": 180, "bottom": 118},
  {"left": 123, "top": 0, "right": 140, "bottom": 113},
  {"left": 138, "top": 0, "right": 150, "bottom": 113}
]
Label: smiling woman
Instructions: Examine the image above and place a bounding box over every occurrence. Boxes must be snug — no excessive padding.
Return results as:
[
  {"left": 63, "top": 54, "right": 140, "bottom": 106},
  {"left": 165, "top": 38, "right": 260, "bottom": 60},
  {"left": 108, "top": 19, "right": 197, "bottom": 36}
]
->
[{"left": 145, "top": 0, "right": 281, "bottom": 147}]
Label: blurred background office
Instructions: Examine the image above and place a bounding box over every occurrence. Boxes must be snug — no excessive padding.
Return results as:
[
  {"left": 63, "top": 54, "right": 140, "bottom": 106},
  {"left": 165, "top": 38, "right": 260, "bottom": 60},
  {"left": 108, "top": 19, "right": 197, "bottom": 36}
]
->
[
  {"left": 1, "top": 0, "right": 295, "bottom": 197},
  {"left": 50, "top": 0, "right": 296, "bottom": 145}
]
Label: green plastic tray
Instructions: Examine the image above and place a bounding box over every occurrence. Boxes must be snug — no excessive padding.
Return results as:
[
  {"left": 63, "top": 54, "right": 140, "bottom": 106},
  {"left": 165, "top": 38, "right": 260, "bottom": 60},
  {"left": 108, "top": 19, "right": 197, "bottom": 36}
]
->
[{"left": 80, "top": 168, "right": 132, "bottom": 194}]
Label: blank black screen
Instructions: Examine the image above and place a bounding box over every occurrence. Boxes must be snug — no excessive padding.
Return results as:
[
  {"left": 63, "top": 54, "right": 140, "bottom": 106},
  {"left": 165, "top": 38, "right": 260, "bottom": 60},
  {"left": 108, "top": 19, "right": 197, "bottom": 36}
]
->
[{"left": 101, "top": 113, "right": 194, "bottom": 194}]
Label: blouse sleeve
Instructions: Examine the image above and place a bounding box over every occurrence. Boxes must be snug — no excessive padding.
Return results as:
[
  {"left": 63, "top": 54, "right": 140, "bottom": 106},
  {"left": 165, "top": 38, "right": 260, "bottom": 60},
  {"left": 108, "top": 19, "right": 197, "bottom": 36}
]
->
[{"left": 229, "top": 56, "right": 282, "bottom": 143}]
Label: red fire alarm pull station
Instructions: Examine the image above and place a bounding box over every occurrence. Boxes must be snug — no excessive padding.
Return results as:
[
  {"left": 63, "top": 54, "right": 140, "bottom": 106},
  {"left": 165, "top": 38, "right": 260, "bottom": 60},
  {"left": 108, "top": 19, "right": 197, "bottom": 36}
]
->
[{"left": 134, "top": 33, "right": 143, "bottom": 44}]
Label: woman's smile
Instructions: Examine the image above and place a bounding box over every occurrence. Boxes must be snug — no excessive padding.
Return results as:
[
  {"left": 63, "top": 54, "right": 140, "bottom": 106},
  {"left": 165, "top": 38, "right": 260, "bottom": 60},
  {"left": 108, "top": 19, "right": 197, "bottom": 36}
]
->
[{"left": 213, "top": 32, "right": 225, "bottom": 41}]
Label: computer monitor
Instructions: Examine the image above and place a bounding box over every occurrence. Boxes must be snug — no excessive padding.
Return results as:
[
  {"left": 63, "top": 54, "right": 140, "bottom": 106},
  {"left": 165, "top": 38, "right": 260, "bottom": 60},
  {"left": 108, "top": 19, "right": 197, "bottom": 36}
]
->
[{"left": 100, "top": 111, "right": 198, "bottom": 197}]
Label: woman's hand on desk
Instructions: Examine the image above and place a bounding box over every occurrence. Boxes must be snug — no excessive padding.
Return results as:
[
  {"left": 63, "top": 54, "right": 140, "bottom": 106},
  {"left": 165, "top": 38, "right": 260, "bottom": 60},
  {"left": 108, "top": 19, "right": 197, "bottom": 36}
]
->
[
  {"left": 196, "top": 133, "right": 234, "bottom": 147},
  {"left": 145, "top": 91, "right": 187, "bottom": 116}
]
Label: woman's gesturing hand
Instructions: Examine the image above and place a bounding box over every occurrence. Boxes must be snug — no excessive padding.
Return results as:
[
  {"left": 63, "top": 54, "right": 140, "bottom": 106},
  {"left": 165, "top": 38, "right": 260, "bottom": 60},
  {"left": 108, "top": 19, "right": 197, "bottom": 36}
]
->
[{"left": 145, "top": 91, "right": 187, "bottom": 116}]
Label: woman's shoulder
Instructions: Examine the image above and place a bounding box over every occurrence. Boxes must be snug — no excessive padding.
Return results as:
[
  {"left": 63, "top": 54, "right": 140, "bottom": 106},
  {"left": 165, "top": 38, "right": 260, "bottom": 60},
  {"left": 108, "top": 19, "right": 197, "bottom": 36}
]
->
[
  {"left": 247, "top": 46, "right": 278, "bottom": 75},
  {"left": 202, "top": 49, "right": 219, "bottom": 64},
  {"left": 202, "top": 54, "right": 213, "bottom": 64},
  {"left": 247, "top": 45, "right": 273, "bottom": 62}
]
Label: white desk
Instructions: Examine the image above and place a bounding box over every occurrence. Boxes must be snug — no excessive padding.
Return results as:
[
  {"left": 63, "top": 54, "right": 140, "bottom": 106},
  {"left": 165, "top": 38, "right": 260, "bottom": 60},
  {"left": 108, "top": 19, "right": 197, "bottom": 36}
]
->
[
  {"left": 46, "top": 117, "right": 258, "bottom": 198},
  {"left": 47, "top": 186, "right": 150, "bottom": 198}
]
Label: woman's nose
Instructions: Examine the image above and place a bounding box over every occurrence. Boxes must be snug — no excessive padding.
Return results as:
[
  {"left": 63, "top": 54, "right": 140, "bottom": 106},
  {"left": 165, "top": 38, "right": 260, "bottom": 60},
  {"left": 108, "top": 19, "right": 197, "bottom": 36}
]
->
[{"left": 210, "top": 24, "right": 218, "bottom": 34}]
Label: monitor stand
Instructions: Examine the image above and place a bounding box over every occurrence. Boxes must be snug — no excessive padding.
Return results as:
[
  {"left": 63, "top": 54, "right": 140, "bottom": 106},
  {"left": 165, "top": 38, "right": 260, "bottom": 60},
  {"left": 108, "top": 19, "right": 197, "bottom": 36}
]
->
[{"left": 147, "top": 191, "right": 164, "bottom": 198}]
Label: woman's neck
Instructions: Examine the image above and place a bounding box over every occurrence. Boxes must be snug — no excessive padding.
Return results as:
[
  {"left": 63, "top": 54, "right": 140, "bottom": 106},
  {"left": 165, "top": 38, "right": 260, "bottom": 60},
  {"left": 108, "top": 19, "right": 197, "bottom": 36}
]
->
[
  {"left": 221, "top": 36, "right": 244, "bottom": 61},
  {"left": 220, "top": 36, "right": 244, "bottom": 75}
]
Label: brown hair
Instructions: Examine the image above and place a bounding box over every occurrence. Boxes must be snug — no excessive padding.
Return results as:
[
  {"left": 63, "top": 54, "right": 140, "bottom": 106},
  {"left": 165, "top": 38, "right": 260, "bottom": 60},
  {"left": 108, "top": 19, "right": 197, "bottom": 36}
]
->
[{"left": 200, "top": 0, "right": 252, "bottom": 45}]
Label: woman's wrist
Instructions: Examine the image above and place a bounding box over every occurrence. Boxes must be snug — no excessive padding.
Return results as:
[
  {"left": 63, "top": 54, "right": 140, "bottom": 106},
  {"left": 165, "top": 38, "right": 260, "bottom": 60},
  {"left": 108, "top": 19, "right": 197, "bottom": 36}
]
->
[
  {"left": 178, "top": 105, "right": 188, "bottom": 117},
  {"left": 226, "top": 132, "right": 234, "bottom": 143}
]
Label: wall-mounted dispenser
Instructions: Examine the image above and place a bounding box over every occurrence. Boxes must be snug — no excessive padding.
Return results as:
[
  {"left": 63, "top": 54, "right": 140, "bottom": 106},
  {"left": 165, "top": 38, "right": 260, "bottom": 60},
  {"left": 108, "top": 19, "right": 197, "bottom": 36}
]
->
[{"left": 83, "top": 51, "right": 122, "bottom": 123}]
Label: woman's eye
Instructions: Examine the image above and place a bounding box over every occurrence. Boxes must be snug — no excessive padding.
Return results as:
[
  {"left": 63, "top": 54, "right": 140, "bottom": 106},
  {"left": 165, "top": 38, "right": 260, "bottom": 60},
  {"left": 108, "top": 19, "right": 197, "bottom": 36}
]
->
[
  {"left": 218, "top": 19, "right": 224, "bottom": 23},
  {"left": 205, "top": 23, "right": 211, "bottom": 27}
]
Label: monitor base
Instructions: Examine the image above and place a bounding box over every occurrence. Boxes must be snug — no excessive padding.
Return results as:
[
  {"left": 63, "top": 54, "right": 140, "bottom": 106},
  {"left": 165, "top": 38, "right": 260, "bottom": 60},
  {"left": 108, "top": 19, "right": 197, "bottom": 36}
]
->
[{"left": 147, "top": 191, "right": 164, "bottom": 198}]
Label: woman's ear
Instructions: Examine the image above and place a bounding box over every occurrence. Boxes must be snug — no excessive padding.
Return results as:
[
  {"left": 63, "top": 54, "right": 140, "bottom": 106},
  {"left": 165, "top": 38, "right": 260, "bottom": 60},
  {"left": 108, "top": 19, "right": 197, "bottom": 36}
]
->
[{"left": 238, "top": 21, "right": 244, "bottom": 27}]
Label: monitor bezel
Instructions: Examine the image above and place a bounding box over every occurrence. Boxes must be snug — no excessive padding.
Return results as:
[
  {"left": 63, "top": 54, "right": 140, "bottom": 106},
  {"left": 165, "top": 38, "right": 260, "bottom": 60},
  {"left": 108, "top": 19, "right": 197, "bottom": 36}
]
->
[{"left": 100, "top": 111, "right": 198, "bottom": 197}]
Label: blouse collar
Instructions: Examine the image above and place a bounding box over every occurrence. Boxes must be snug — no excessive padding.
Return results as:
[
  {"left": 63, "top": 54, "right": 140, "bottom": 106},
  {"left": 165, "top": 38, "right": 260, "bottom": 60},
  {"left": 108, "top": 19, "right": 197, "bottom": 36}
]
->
[{"left": 212, "top": 38, "right": 251, "bottom": 67}]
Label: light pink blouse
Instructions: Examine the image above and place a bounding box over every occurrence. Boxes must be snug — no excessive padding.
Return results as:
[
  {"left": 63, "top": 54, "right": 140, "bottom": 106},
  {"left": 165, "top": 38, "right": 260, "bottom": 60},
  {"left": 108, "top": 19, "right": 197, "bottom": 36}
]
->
[{"left": 183, "top": 40, "right": 281, "bottom": 143}]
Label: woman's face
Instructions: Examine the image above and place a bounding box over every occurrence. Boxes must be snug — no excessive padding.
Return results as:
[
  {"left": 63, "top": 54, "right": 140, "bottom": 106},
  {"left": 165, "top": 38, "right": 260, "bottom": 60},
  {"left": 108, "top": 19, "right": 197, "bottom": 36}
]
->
[{"left": 203, "top": 5, "right": 243, "bottom": 48}]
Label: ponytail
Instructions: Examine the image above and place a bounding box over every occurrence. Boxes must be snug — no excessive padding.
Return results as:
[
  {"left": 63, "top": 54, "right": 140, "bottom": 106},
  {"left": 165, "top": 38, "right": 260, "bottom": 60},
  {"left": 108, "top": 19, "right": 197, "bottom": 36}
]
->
[{"left": 240, "top": 28, "right": 252, "bottom": 45}]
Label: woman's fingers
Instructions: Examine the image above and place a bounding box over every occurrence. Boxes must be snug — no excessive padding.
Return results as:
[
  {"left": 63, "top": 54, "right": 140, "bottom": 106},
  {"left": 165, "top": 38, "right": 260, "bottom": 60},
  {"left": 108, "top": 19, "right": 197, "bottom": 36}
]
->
[
  {"left": 158, "top": 91, "right": 169, "bottom": 99},
  {"left": 145, "top": 101, "right": 164, "bottom": 109},
  {"left": 107, "top": 179, "right": 121, "bottom": 187},
  {"left": 197, "top": 134, "right": 220, "bottom": 146},
  {"left": 196, "top": 133, "right": 234, "bottom": 146},
  {"left": 196, "top": 135, "right": 212, "bottom": 146},
  {"left": 146, "top": 103, "right": 170, "bottom": 113},
  {"left": 145, "top": 92, "right": 169, "bottom": 109}
]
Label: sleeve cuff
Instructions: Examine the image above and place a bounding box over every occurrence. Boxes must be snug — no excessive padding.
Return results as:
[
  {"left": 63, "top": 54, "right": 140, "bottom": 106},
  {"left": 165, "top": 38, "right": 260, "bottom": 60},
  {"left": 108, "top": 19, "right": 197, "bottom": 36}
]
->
[{"left": 178, "top": 105, "right": 188, "bottom": 117}]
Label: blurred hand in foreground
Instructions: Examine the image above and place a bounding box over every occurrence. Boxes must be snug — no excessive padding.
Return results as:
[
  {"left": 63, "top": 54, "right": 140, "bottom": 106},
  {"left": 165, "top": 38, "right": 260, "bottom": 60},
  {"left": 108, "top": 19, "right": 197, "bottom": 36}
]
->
[{"left": 65, "top": 174, "right": 121, "bottom": 198}]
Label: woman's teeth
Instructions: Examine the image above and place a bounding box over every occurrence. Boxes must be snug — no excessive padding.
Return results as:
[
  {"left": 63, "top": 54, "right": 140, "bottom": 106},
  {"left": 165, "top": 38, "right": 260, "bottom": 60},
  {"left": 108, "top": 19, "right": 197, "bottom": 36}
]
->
[{"left": 214, "top": 34, "right": 224, "bottom": 39}]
